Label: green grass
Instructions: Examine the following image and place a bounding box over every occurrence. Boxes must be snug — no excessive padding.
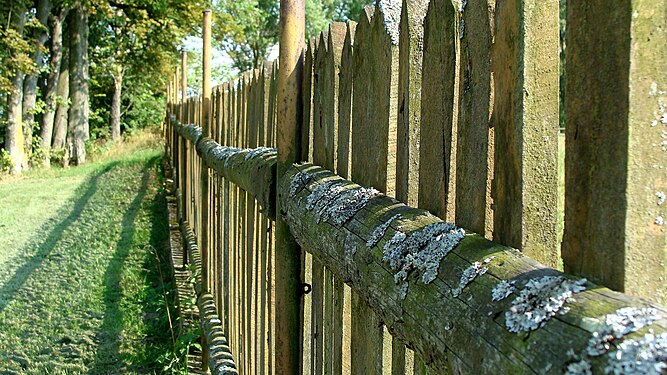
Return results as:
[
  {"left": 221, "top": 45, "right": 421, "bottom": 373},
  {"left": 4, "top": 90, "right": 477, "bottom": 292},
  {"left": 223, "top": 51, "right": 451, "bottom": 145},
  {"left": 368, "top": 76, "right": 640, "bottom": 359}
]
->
[
  {"left": 0, "top": 133, "right": 178, "bottom": 374},
  {"left": 558, "top": 132, "right": 565, "bottom": 270}
]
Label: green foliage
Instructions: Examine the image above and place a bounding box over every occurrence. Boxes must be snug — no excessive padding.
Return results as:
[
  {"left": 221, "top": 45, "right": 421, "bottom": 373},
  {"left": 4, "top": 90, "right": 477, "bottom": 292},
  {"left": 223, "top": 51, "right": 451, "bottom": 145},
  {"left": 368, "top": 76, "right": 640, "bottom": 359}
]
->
[
  {"left": 0, "top": 0, "right": 40, "bottom": 95},
  {"left": 213, "top": 0, "right": 373, "bottom": 71},
  {"left": 124, "top": 85, "right": 166, "bottom": 132},
  {"left": 49, "top": 146, "right": 67, "bottom": 166},
  {"left": 87, "top": 0, "right": 207, "bottom": 136},
  {"left": 157, "top": 327, "right": 202, "bottom": 374},
  {"left": 0, "top": 149, "right": 14, "bottom": 173},
  {"left": 28, "top": 134, "right": 45, "bottom": 168},
  {"left": 213, "top": 0, "right": 279, "bottom": 72}
]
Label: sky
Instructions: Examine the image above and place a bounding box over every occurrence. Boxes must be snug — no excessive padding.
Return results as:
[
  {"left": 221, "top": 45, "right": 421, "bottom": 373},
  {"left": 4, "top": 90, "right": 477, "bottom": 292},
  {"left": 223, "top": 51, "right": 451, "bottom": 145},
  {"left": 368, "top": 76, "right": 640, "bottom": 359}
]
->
[{"left": 183, "top": 35, "right": 235, "bottom": 86}]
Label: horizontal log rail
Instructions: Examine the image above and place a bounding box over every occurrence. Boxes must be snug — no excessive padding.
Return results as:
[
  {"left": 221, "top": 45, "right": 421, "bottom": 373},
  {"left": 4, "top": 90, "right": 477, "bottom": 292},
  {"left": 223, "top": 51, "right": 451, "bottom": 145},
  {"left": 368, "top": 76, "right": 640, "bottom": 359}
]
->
[
  {"left": 279, "top": 163, "right": 667, "bottom": 374},
  {"left": 181, "top": 219, "right": 239, "bottom": 375},
  {"left": 171, "top": 114, "right": 277, "bottom": 219},
  {"left": 170, "top": 122, "right": 667, "bottom": 374}
]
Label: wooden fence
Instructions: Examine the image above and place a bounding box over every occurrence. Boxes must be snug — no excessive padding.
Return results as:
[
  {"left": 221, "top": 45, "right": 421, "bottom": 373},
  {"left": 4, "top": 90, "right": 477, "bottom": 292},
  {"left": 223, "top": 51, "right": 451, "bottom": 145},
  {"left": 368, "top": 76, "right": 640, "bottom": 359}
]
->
[{"left": 164, "top": 1, "right": 666, "bottom": 374}]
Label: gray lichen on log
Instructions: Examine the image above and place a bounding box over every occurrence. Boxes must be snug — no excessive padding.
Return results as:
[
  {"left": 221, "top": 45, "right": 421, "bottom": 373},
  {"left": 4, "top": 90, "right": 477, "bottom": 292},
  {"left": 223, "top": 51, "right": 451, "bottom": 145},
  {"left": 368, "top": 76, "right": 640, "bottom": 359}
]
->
[
  {"left": 289, "top": 169, "right": 314, "bottom": 197},
  {"left": 586, "top": 307, "right": 660, "bottom": 357},
  {"left": 604, "top": 332, "right": 667, "bottom": 374},
  {"left": 491, "top": 280, "right": 517, "bottom": 302},
  {"left": 452, "top": 256, "right": 494, "bottom": 298},
  {"left": 295, "top": 170, "right": 381, "bottom": 227},
  {"left": 382, "top": 221, "right": 465, "bottom": 284},
  {"left": 275, "top": 163, "right": 667, "bottom": 374},
  {"left": 564, "top": 359, "right": 592, "bottom": 375},
  {"left": 505, "top": 276, "right": 587, "bottom": 333},
  {"left": 366, "top": 214, "right": 402, "bottom": 248}
]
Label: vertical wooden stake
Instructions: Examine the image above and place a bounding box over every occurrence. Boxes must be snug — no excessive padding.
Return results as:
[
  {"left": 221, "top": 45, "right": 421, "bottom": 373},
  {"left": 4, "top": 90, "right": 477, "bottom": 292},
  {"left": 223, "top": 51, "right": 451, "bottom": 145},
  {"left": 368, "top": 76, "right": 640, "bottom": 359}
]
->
[
  {"left": 200, "top": 8, "right": 213, "bottom": 372},
  {"left": 276, "top": 0, "right": 305, "bottom": 373},
  {"left": 563, "top": 0, "right": 667, "bottom": 303},
  {"left": 491, "top": 0, "right": 559, "bottom": 268},
  {"left": 182, "top": 49, "right": 188, "bottom": 121},
  {"left": 201, "top": 7, "right": 212, "bottom": 293}
]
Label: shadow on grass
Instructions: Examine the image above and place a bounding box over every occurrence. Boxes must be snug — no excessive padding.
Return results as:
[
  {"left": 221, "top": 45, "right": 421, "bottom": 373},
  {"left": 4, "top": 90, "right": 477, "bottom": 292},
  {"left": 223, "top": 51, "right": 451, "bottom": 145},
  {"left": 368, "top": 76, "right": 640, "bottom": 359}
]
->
[
  {"left": 89, "top": 160, "right": 152, "bottom": 372},
  {"left": 141, "top": 160, "right": 178, "bottom": 365},
  {"left": 0, "top": 162, "right": 119, "bottom": 314},
  {"left": 90, "top": 155, "right": 173, "bottom": 373}
]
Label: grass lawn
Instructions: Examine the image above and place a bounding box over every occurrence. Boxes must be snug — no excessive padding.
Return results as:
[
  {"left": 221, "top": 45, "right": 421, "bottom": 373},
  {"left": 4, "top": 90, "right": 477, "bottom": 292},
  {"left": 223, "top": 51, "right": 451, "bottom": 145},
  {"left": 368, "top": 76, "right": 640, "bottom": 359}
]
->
[{"left": 0, "top": 133, "right": 177, "bottom": 374}]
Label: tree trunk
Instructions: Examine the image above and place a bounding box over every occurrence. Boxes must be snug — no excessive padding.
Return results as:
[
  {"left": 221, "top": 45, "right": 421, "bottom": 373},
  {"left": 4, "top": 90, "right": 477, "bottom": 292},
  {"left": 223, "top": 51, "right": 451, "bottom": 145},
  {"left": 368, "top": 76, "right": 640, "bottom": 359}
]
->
[
  {"left": 52, "top": 31, "right": 69, "bottom": 152},
  {"left": 22, "top": 0, "right": 52, "bottom": 167},
  {"left": 67, "top": 4, "right": 89, "bottom": 165},
  {"left": 40, "top": 6, "right": 67, "bottom": 168},
  {"left": 110, "top": 68, "right": 123, "bottom": 142},
  {"left": 4, "top": 6, "right": 27, "bottom": 174}
]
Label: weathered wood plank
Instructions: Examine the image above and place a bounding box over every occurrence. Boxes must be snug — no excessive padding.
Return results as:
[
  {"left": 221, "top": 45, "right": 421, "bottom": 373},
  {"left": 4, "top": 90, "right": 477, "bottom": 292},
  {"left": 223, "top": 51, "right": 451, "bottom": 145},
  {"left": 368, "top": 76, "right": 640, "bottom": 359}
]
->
[
  {"left": 303, "top": 252, "right": 314, "bottom": 375},
  {"left": 391, "top": 336, "right": 405, "bottom": 375},
  {"left": 323, "top": 23, "right": 345, "bottom": 173},
  {"left": 311, "top": 256, "right": 325, "bottom": 375},
  {"left": 349, "top": 5, "right": 387, "bottom": 373},
  {"left": 350, "top": 7, "right": 373, "bottom": 190},
  {"left": 312, "top": 30, "right": 329, "bottom": 375},
  {"left": 351, "top": 291, "right": 384, "bottom": 375},
  {"left": 396, "top": 0, "right": 428, "bottom": 207},
  {"left": 258, "top": 63, "right": 272, "bottom": 375},
  {"left": 563, "top": 0, "right": 667, "bottom": 303},
  {"left": 418, "top": 0, "right": 456, "bottom": 221},
  {"left": 279, "top": 163, "right": 667, "bottom": 374},
  {"left": 455, "top": 0, "right": 494, "bottom": 237},
  {"left": 336, "top": 21, "right": 356, "bottom": 180},
  {"left": 413, "top": 0, "right": 457, "bottom": 373},
  {"left": 335, "top": 23, "right": 356, "bottom": 374},
  {"left": 247, "top": 73, "right": 258, "bottom": 375},
  {"left": 275, "top": 2, "right": 306, "bottom": 372},
  {"left": 266, "top": 65, "right": 278, "bottom": 374},
  {"left": 322, "top": 22, "right": 347, "bottom": 375},
  {"left": 223, "top": 175, "right": 231, "bottom": 336},
  {"left": 228, "top": 81, "right": 239, "bottom": 362},
  {"left": 491, "top": 0, "right": 559, "bottom": 268},
  {"left": 312, "top": 31, "right": 328, "bottom": 172},
  {"left": 268, "top": 63, "right": 278, "bottom": 148},
  {"left": 302, "top": 38, "right": 318, "bottom": 162}
]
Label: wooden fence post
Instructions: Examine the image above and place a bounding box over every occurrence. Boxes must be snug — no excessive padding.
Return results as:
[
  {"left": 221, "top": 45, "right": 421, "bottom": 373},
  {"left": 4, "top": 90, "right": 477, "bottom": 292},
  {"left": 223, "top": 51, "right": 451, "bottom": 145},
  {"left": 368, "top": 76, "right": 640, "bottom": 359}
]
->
[
  {"left": 455, "top": 0, "right": 494, "bottom": 238},
  {"left": 181, "top": 50, "right": 187, "bottom": 120},
  {"left": 397, "top": 0, "right": 428, "bottom": 209},
  {"left": 491, "top": 0, "right": 559, "bottom": 268},
  {"left": 199, "top": 8, "right": 213, "bottom": 372},
  {"left": 563, "top": 0, "right": 667, "bottom": 303},
  {"left": 276, "top": 0, "right": 305, "bottom": 373},
  {"left": 201, "top": 7, "right": 212, "bottom": 292}
]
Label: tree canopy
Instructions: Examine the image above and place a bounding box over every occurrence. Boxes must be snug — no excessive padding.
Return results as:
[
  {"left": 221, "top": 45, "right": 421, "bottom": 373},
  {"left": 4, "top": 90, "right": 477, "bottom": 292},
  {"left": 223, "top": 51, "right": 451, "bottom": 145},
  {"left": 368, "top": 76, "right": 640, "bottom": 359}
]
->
[
  {"left": 1, "top": 0, "right": 372, "bottom": 173},
  {"left": 213, "top": 0, "right": 373, "bottom": 71}
]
